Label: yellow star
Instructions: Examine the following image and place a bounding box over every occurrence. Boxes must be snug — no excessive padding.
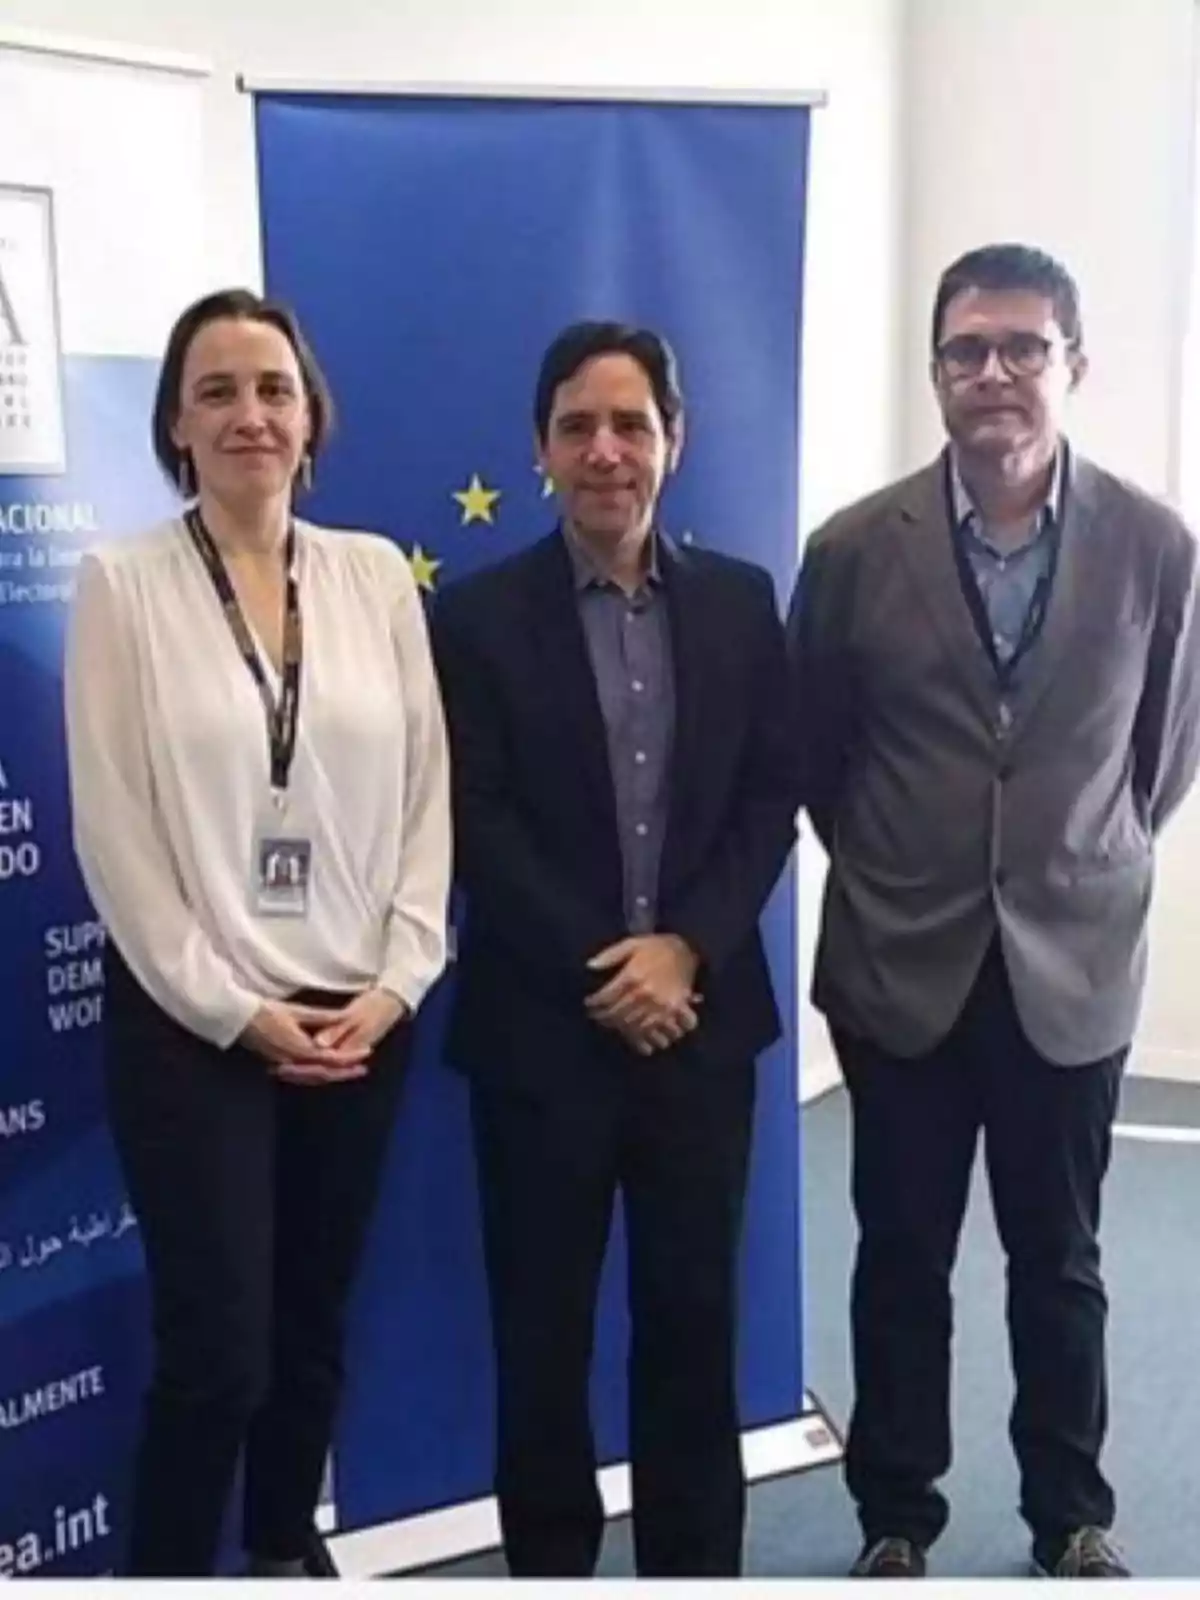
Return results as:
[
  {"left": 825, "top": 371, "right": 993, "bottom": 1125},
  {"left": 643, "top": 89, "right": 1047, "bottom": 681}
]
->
[
  {"left": 407, "top": 543, "right": 442, "bottom": 593},
  {"left": 453, "top": 473, "right": 501, "bottom": 525}
]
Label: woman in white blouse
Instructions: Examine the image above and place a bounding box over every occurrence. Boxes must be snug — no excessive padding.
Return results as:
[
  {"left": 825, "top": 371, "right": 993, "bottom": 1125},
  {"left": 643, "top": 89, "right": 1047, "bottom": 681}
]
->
[{"left": 64, "top": 289, "right": 451, "bottom": 1577}]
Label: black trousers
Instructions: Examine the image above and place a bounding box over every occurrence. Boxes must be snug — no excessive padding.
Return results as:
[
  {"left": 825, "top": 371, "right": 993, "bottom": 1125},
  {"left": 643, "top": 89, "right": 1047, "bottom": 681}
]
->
[
  {"left": 833, "top": 941, "right": 1124, "bottom": 1551},
  {"left": 470, "top": 1043, "right": 755, "bottom": 1578},
  {"left": 103, "top": 952, "right": 409, "bottom": 1576}
]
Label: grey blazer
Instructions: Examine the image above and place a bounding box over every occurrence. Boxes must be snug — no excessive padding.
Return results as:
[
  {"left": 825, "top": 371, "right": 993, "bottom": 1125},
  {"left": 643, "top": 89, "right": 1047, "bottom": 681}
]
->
[{"left": 787, "top": 445, "right": 1200, "bottom": 1066}]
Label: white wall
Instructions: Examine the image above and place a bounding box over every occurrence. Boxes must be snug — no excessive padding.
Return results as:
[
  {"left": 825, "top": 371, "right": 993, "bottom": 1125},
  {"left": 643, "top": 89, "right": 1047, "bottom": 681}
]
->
[
  {"left": 0, "top": 0, "right": 906, "bottom": 1100},
  {"left": 902, "top": 0, "right": 1200, "bottom": 1083},
  {"left": 902, "top": 0, "right": 1196, "bottom": 491}
]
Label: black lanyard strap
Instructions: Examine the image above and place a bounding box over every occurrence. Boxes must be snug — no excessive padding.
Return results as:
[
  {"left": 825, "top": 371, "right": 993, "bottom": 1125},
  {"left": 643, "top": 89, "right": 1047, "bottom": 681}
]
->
[
  {"left": 942, "top": 453, "right": 1062, "bottom": 695},
  {"left": 185, "top": 508, "right": 302, "bottom": 799}
]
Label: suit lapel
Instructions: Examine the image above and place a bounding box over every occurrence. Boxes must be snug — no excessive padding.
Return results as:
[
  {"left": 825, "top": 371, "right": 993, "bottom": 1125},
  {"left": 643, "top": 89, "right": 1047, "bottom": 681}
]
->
[
  {"left": 658, "top": 537, "right": 708, "bottom": 888},
  {"left": 1005, "top": 452, "right": 1101, "bottom": 743},
  {"left": 892, "top": 454, "right": 997, "bottom": 721},
  {"left": 524, "top": 533, "right": 620, "bottom": 834}
]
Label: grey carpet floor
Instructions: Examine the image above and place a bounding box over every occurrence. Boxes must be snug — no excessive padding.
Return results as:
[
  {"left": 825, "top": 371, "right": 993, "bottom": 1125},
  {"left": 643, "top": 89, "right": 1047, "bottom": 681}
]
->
[{"left": 425, "top": 1074, "right": 1200, "bottom": 1579}]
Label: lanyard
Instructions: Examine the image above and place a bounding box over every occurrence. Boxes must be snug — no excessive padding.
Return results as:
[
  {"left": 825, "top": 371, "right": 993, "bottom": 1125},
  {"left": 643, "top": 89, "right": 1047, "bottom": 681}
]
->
[
  {"left": 184, "top": 508, "right": 302, "bottom": 805},
  {"left": 943, "top": 454, "right": 1062, "bottom": 697}
]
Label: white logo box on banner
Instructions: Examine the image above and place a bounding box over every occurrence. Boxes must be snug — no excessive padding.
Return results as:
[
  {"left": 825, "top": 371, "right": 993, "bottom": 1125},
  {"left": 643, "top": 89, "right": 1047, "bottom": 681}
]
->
[
  {"left": 0, "top": 36, "right": 208, "bottom": 370},
  {"left": 0, "top": 185, "right": 65, "bottom": 476}
]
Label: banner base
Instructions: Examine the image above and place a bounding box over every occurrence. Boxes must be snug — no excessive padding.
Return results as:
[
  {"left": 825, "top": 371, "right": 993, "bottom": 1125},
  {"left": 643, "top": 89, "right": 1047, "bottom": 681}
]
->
[{"left": 324, "top": 1393, "right": 843, "bottom": 1577}]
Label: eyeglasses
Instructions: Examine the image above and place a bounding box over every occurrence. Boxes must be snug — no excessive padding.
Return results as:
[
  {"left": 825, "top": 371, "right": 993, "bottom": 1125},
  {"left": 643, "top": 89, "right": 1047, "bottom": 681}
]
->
[{"left": 935, "top": 331, "right": 1060, "bottom": 382}]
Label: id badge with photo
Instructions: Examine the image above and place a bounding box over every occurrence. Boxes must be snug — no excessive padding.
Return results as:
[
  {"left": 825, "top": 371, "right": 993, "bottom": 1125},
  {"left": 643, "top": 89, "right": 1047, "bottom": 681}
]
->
[{"left": 253, "top": 834, "right": 313, "bottom": 919}]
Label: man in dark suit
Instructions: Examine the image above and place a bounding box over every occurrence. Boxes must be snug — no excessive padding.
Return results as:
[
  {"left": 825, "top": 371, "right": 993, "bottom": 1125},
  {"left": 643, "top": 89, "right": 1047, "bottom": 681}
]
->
[
  {"left": 430, "top": 321, "right": 799, "bottom": 1578},
  {"left": 788, "top": 244, "right": 1200, "bottom": 1580}
]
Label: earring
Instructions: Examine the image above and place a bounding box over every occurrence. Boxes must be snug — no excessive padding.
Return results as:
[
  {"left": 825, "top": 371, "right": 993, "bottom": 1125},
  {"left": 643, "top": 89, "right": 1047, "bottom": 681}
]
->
[
  {"left": 298, "top": 453, "right": 313, "bottom": 492},
  {"left": 177, "top": 452, "right": 194, "bottom": 500}
]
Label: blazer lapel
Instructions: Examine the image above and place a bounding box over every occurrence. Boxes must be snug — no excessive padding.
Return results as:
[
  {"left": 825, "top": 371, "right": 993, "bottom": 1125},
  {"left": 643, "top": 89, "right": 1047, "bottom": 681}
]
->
[
  {"left": 891, "top": 453, "right": 997, "bottom": 721},
  {"left": 524, "top": 533, "right": 620, "bottom": 835},
  {"left": 658, "top": 536, "right": 707, "bottom": 887},
  {"left": 1005, "top": 452, "right": 1101, "bottom": 743}
]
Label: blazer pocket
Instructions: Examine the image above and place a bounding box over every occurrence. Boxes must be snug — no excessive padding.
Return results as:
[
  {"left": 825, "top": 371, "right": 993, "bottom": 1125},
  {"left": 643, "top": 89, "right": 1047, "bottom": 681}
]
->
[
  {"left": 1072, "top": 615, "right": 1148, "bottom": 660},
  {"left": 1045, "top": 848, "right": 1151, "bottom": 888}
]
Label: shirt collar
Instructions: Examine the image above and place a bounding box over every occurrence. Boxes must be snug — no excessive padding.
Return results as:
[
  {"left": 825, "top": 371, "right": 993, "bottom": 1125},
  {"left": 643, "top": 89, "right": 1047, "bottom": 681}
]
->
[
  {"left": 949, "top": 443, "right": 1064, "bottom": 534},
  {"left": 562, "top": 524, "right": 662, "bottom": 593}
]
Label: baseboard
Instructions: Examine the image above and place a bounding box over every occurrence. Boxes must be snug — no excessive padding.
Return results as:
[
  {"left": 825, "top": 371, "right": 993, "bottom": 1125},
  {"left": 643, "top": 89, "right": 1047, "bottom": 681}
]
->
[
  {"left": 800, "top": 1042, "right": 842, "bottom": 1105},
  {"left": 324, "top": 1394, "right": 843, "bottom": 1578}
]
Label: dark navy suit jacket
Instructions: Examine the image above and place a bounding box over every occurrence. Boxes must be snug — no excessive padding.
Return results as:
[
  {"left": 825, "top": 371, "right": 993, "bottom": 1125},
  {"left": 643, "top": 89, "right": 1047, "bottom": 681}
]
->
[{"left": 430, "top": 530, "right": 800, "bottom": 1095}]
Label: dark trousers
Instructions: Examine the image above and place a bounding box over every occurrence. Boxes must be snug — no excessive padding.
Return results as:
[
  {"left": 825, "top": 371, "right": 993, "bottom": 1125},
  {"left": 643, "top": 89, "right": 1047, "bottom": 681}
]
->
[
  {"left": 103, "top": 953, "right": 409, "bottom": 1577},
  {"left": 470, "top": 1044, "right": 755, "bottom": 1577},
  {"left": 833, "top": 942, "right": 1124, "bottom": 1551}
]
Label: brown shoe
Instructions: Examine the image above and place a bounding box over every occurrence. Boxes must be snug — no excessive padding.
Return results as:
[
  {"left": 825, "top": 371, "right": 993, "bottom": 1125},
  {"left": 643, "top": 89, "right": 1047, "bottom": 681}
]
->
[
  {"left": 1031, "top": 1527, "right": 1130, "bottom": 1578},
  {"left": 850, "top": 1537, "right": 927, "bottom": 1577}
]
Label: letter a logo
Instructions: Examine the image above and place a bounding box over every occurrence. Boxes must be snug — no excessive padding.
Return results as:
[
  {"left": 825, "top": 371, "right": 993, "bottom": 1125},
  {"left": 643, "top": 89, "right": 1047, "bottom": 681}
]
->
[{"left": 0, "top": 263, "right": 24, "bottom": 347}]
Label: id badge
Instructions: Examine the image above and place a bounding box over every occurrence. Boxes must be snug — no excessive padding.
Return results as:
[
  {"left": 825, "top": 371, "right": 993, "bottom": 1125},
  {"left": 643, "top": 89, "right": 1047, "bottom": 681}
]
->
[{"left": 254, "top": 835, "right": 312, "bottom": 918}]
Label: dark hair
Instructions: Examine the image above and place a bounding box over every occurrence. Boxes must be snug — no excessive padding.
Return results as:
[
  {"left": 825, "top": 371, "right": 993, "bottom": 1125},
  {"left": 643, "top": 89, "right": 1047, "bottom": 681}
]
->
[
  {"left": 931, "top": 244, "right": 1083, "bottom": 354},
  {"left": 533, "top": 320, "right": 684, "bottom": 442},
  {"left": 151, "top": 288, "right": 334, "bottom": 488}
]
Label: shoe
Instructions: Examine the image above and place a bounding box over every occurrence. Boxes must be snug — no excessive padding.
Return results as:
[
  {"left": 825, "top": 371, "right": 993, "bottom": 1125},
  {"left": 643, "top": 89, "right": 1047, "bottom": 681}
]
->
[
  {"left": 1031, "top": 1527, "right": 1130, "bottom": 1578},
  {"left": 849, "top": 1536, "right": 927, "bottom": 1577},
  {"left": 246, "top": 1555, "right": 306, "bottom": 1578}
]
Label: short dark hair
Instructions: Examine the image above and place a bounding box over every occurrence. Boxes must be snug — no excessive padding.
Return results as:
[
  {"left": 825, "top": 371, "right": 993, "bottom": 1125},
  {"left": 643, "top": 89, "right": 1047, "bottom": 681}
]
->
[
  {"left": 931, "top": 244, "right": 1083, "bottom": 354},
  {"left": 533, "top": 320, "right": 683, "bottom": 442},
  {"left": 151, "top": 288, "right": 335, "bottom": 488}
]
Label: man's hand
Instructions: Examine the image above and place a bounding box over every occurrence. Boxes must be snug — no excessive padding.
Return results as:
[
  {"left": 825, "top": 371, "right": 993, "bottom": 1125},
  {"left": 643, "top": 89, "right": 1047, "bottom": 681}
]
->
[
  {"left": 585, "top": 934, "right": 701, "bottom": 1053},
  {"left": 240, "top": 1000, "right": 371, "bottom": 1087},
  {"left": 612, "top": 1012, "right": 697, "bottom": 1057}
]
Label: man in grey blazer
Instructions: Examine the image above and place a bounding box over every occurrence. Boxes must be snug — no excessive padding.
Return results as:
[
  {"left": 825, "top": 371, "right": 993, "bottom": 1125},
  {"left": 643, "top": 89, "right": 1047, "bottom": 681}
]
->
[{"left": 788, "top": 243, "right": 1200, "bottom": 1580}]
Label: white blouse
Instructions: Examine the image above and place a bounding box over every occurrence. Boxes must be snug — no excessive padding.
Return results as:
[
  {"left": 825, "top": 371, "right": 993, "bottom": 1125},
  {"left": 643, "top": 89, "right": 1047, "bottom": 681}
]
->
[{"left": 64, "top": 517, "right": 452, "bottom": 1048}]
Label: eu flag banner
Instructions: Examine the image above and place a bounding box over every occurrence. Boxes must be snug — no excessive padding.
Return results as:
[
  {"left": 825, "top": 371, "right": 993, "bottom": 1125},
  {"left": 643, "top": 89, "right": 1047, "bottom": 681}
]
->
[
  {"left": 255, "top": 89, "right": 813, "bottom": 1550},
  {"left": 0, "top": 47, "right": 206, "bottom": 1576}
]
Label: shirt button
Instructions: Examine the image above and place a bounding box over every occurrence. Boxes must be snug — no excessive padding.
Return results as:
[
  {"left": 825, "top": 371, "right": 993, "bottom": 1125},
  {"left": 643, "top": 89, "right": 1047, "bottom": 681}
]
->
[
  {"left": 635, "top": 895, "right": 650, "bottom": 910},
  {"left": 634, "top": 750, "right": 647, "bottom": 765},
  {"left": 635, "top": 822, "right": 649, "bottom": 837},
  {"left": 631, "top": 680, "right": 644, "bottom": 693}
]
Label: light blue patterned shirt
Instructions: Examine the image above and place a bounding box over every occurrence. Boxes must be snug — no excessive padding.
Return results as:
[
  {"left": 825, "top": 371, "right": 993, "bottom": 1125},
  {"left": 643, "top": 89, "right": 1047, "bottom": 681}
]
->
[{"left": 949, "top": 447, "right": 1063, "bottom": 667}]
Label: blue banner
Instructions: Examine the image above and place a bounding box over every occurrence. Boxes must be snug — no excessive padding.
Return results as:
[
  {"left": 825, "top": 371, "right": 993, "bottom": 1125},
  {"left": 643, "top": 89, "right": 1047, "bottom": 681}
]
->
[
  {"left": 0, "top": 352, "right": 172, "bottom": 1576},
  {"left": 255, "top": 91, "right": 809, "bottom": 1538},
  {"left": 2, "top": 57, "right": 230, "bottom": 1575}
]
